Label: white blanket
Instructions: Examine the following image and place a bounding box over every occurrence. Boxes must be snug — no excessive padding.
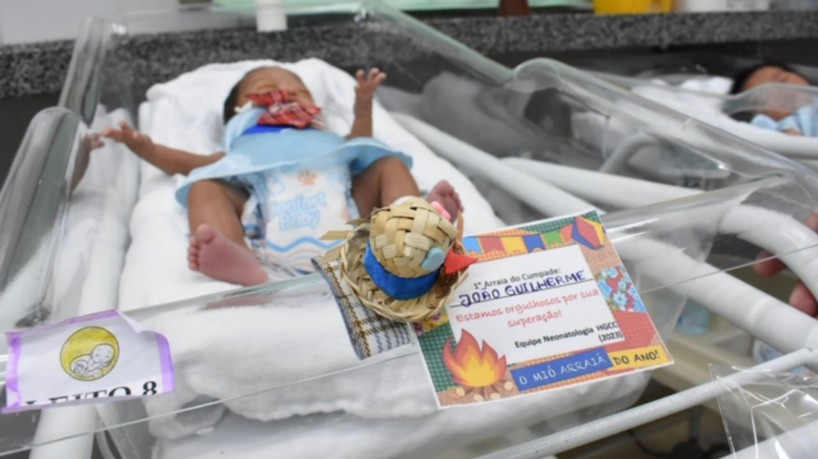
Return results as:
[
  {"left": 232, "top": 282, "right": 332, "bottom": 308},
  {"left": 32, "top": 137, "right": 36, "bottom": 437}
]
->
[
  {"left": 632, "top": 76, "right": 734, "bottom": 126},
  {"left": 116, "top": 60, "right": 646, "bottom": 449}
]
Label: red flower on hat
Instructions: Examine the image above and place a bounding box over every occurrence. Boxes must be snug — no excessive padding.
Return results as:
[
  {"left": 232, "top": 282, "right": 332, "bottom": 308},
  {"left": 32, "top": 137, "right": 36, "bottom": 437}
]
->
[{"left": 444, "top": 249, "right": 477, "bottom": 275}]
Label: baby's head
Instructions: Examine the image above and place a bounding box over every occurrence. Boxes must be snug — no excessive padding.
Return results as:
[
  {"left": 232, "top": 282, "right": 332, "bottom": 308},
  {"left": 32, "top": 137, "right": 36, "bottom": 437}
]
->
[
  {"left": 730, "top": 63, "right": 812, "bottom": 121},
  {"left": 223, "top": 66, "right": 316, "bottom": 123},
  {"left": 91, "top": 344, "right": 114, "bottom": 364},
  {"left": 730, "top": 63, "right": 809, "bottom": 94}
]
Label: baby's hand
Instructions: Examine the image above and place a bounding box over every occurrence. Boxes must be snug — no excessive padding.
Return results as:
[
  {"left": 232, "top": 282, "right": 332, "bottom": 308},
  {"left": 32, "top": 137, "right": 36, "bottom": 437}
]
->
[
  {"left": 754, "top": 212, "right": 818, "bottom": 317},
  {"left": 354, "top": 68, "right": 387, "bottom": 119},
  {"left": 82, "top": 133, "right": 104, "bottom": 151},
  {"left": 784, "top": 128, "right": 803, "bottom": 136},
  {"left": 101, "top": 120, "right": 155, "bottom": 157}
]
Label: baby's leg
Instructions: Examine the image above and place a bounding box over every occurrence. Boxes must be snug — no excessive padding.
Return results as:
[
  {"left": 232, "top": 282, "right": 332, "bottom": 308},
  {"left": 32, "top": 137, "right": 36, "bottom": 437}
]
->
[
  {"left": 186, "top": 180, "right": 268, "bottom": 286},
  {"left": 351, "top": 156, "right": 461, "bottom": 219}
]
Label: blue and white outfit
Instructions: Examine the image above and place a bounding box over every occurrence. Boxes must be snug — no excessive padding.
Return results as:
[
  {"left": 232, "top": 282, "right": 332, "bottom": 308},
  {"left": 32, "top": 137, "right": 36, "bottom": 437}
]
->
[
  {"left": 176, "top": 107, "right": 412, "bottom": 272},
  {"left": 751, "top": 102, "right": 818, "bottom": 137}
]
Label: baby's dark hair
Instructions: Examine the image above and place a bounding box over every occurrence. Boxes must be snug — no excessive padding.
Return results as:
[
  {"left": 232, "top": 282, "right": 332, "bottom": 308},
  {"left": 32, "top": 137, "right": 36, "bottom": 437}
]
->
[
  {"left": 222, "top": 78, "right": 244, "bottom": 124},
  {"left": 223, "top": 67, "right": 269, "bottom": 124},
  {"left": 730, "top": 61, "right": 803, "bottom": 95}
]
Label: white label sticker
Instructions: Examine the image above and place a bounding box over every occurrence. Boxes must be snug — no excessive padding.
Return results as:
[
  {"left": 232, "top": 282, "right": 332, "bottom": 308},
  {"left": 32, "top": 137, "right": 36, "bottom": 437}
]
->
[
  {"left": 447, "top": 245, "right": 622, "bottom": 365},
  {"left": 4, "top": 310, "right": 173, "bottom": 412}
]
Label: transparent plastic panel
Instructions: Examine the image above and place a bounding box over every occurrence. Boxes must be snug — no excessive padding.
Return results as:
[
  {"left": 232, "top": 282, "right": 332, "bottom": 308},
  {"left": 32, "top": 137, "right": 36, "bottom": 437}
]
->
[
  {"left": 389, "top": 55, "right": 818, "bottom": 224},
  {"left": 0, "top": 109, "right": 78, "bottom": 333},
  {"left": 2, "top": 2, "right": 818, "bottom": 458},
  {"left": 479, "top": 349, "right": 818, "bottom": 459},
  {"left": 602, "top": 72, "right": 818, "bottom": 122},
  {"left": 713, "top": 365, "right": 818, "bottom": 459},
  {"left": 0, "top": 104, "right": 138, "bottom": 456},
  {"left": 569, "top": 53, "right": 818, "bottom": 88},
  {"left": 599, "top": 71, "right": 818, "bottom": 162}
]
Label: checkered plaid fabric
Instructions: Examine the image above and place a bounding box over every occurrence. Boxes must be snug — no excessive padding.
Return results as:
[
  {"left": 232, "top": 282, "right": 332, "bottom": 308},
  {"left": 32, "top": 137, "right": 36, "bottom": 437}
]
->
[
  {"left": 312, "top": 258, "right": 413, "bottom": 359},
  {"left": 247, "top": 90, "right": 322, "bottom": 129}
]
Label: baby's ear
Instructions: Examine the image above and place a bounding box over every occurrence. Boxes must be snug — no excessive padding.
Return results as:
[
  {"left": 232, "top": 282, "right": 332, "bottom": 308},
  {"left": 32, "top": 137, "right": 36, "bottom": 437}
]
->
[{"left": 235, "top": 100, "right": 253, "bottom": 114}]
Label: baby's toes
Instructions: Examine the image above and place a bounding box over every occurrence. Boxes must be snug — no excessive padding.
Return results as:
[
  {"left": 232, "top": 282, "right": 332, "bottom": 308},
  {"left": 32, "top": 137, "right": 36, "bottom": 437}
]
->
[
  {"left": 188, "top": 251, "right": 200, "bottom": 270},
  {"left": 452, "top": 190, "right": 462, "bottom": 210}
]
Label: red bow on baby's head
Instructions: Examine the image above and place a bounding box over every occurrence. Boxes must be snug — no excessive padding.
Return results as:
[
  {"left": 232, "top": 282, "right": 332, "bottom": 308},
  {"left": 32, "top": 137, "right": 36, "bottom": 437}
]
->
[{"left": 246, "top": 90, "right": 322, "bottom": 129}]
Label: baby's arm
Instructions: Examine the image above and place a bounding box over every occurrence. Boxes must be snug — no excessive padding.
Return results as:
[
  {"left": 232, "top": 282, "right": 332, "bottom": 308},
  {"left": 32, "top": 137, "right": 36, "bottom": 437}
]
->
[
  {"left": 102, "top": 121, "right": 224, "bottom": 176},
  {"left": 347, "top": 68, "right": 387, "bottom": 139},
  {"left": 778, "top": 114, "right": 804, "bottom": 136}
]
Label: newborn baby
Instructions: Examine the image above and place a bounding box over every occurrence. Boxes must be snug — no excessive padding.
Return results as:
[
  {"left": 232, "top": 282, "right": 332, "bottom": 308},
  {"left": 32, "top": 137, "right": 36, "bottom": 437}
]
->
[
  {"left": 731, "top": 63, "right": 816, "bottom": 136},
  {"left": 104, "top": 66, "right": 461, "bottom": 286}
]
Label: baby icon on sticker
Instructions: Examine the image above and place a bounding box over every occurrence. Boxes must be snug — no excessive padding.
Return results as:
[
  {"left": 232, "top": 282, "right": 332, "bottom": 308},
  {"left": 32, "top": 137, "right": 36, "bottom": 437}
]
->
[{"left": 61, "top": 327, "right": 120, "bottom": 381}]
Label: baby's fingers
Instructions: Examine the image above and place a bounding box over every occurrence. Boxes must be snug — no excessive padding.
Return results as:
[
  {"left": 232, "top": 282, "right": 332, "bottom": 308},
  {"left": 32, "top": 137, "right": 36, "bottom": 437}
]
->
[
  {"left": 101, "top": 128, "right": 125, "bottom": 142},
  {"left": 88, "top": 133, "right": 104, "bottom": 150},
  {"left": 806, "top": 212, "right": 818, "bottom": 232},
  {"left": 789, "top": 281, "right": 818, "bottom": 317},
  {"left": 355, "top": 68, "right": 387, "bottom": 87},
  {"left": 118, "top": 120, "right": 136, "bottom": 134},
  {"left": 367, "top": 67, "right": 386, "bottom": 83},
  {"left": 754, "top": 250, "right": 786, "bottom": 277}
]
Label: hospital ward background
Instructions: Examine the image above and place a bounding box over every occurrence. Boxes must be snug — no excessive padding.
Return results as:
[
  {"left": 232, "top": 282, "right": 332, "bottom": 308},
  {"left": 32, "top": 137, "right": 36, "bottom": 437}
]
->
[{"left": 3, "top": 1, "right": 818, "bottom": 458}]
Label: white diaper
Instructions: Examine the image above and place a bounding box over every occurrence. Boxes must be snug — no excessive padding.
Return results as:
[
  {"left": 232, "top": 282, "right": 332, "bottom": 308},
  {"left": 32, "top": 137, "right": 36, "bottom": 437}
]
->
[{"left": 240, "top": 165, "right": 356, "bottom": 273}]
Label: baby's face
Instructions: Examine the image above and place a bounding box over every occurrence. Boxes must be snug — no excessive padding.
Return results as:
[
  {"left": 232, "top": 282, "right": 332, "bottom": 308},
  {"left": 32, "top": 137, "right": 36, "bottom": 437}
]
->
[
  {"left": 743, "top": 66, "right": 811, "bottom": 121},
  {"left": 237, "top": 67, "right": 316, "bottom": 109},
  {"left": 742, "top": 66, "right": 809, "bottom": 92},
  {"left": 91, "top": 344, "right": 114, "bottom": 363}
]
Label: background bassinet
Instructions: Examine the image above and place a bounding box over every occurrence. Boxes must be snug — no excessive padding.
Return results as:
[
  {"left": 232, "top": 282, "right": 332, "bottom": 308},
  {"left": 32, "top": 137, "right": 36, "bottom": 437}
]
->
[
  {"left": 584, "top": 57, "right": 818, "bottom": 168},
  {"left": 1, "top": 3, "right": 818, "bottom": 458}
]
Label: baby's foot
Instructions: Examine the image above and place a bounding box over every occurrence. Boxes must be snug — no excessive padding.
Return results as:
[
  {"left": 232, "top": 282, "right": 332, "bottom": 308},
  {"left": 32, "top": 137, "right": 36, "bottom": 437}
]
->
[
  {"left": 789, "top": 281, "right": 818, "bottom": 317},
  {"left": 188, "top": 224, "right": 268, "bottom": 286},
  {"left": 427, "top": 180, "right": 462, "bottom": 222}
]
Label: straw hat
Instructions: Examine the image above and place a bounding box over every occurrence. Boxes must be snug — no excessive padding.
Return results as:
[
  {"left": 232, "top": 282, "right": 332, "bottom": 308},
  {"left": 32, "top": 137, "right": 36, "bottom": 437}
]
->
[{"left": 332, "top": 197, "right": 474, "bottom": 323}]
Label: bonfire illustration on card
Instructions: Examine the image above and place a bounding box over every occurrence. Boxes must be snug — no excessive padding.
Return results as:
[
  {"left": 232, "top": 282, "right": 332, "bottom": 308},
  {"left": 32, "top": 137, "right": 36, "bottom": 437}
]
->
[{"left": 441, "top": 330, "right": 515, "bottom": 402}]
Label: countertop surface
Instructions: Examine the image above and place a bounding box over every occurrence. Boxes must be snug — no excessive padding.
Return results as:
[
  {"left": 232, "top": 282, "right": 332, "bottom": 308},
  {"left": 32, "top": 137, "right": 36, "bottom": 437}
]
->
[
  {"left": 427, "top": 9, "right": 818, "bottom": 55},
  {"left": 3, "top": 9, "right": 818, "bottom": 99}
]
